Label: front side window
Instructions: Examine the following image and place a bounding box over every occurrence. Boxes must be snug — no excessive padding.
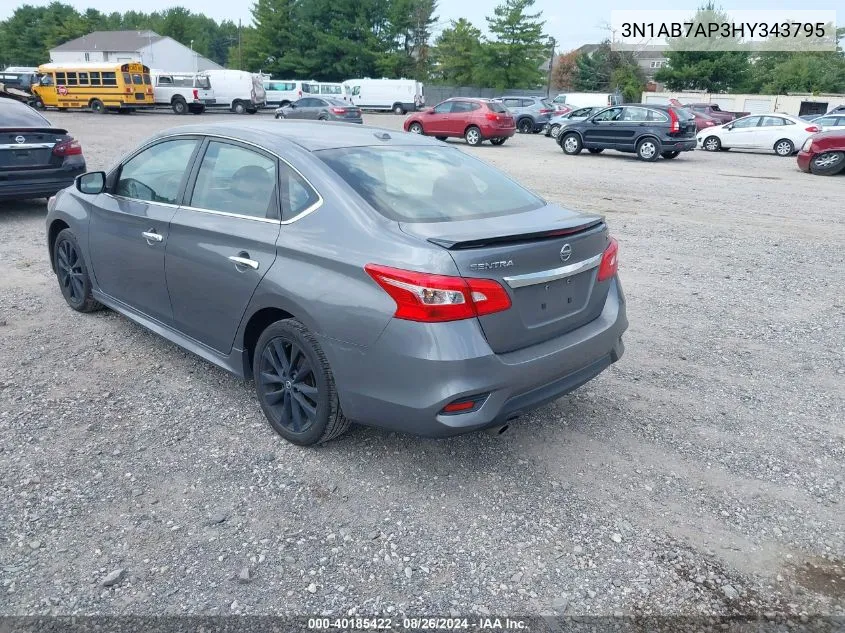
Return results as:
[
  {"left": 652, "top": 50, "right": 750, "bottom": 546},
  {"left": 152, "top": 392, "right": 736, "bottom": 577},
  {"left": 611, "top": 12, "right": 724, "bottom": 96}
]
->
[
  {"left": 433, "top": 101, "right": 453, "bottom": 114},
  {"left": 158, "top": 75, "right": 173, "bottom": 85},
  {"left": 189, "top": 141, "right": 277, "bottom": 219},
  {"left": 317, "top": 146, "right": 544, "bottom": 223},
  {"left": 593, "top": 107, "right": 623, "bottom": 122},
  {"left": 55, "top": 72, "right": 66, "bottom": 86},
  {"left": 116, "top": 139, "right": 199, "bottom": 204}
]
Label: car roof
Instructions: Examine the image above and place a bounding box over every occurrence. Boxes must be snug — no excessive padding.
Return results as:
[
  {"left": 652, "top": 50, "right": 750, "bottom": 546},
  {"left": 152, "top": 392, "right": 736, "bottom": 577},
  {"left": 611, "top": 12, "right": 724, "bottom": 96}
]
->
[{"left": 149, "top": 120, "right": 442, "bottom": 152}]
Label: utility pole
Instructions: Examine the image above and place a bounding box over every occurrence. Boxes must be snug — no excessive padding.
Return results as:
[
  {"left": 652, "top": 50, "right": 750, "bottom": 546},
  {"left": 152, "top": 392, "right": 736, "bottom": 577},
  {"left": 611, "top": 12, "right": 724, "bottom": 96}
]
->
[
  {"left": 238, "top": 20, "right": 242, "bottom": 70},
  {"left": 546, "top": 37, "right": 556, "bottom": 97}
]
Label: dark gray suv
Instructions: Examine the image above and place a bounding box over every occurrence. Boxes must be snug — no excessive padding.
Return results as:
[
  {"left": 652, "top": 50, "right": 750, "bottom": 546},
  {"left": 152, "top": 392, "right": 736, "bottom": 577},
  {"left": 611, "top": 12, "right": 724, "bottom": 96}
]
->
[
  {"left": 47, "top": 121, "right": 627, "bottom": 446},
  {"left": 497, "top": 96, "right": 555, "bottom": 133},
  {"left": 558, "top": 104, "right": 697, "bottom": 161}
]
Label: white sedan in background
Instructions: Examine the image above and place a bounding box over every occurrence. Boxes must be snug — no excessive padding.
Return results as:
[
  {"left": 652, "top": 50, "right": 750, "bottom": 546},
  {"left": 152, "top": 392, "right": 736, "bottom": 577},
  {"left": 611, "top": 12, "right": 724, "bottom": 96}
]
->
[
  {"left": 811, "top": 114, "right": 845, "bottom": 132},
  {"left": 697, "top": 113, "right": 821, "bottom": 156}
]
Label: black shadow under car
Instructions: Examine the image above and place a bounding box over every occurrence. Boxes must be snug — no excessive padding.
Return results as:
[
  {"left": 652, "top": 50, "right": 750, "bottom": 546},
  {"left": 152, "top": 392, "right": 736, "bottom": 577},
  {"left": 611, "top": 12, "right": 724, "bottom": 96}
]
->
[
  {"left": 558, "top": 104, "right": 697, "bottom": 162},
  {"left": 46, "top": 121, "right": 627, "bottom": 446}
]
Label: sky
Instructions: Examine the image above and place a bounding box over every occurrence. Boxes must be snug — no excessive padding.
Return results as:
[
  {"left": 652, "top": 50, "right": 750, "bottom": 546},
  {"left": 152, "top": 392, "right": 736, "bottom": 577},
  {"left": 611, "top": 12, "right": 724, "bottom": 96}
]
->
[{"left": 1, "top": 0, "right": 841, "bottom": 52}]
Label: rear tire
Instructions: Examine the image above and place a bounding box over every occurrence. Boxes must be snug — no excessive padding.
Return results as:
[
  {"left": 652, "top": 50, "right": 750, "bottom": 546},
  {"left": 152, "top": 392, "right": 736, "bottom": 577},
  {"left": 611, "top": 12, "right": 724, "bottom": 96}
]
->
[
  {"left": 517, "top": 118, "right": 533, "bottom": 134},
  {"left": 32, "top": 98, "right": 45, "bottom": 109},
  {"left": 560, "top": 132, "right": 582, "bottom": 155},
  {"left": 171, "top": 98, "right": 187, "bottom": 115},
  {"left": 318, "top": 114, "right": 328, "bottom": 121},
  {"left": 408, "top": 122, "right": 424, "bottom": 135},
  {"left": 661, "top": 151, "right": 680, "bottom": 159},
  {"left": 703, "top": 135, "right": 721, "bottom": 151},
  {"left": 549, "top": 124, "right": 562, "bottom": 139},
  {"left": 53, "top": 229, "right": 103, "bottom": 314},
  {"left": 189, "top": 105, "right": 204, "bottom": 115},
  {"left": 232, "top": 100, "right": 247, "bottom": 115},
  {"left": 809, "top": 151, "right": 845, "bottom": 175},
  {"left": 464, "top": 126, "right": 482, "bottom": 146},
  {"left": 393, "top": 103, "right": 405, "bottom": 115},
  {"left": 89, "top": 99, "right": 106, "bottom": 114},
  {"left": 253, "top": 319, "right": 351, "bottom": 446},
  {"left": 435, "top": 136, "right": 448, "bottom": 141},
  {"left": 636, "top": 138, "right": 660, "bottom": 162},
  {"left": 774, "top": 138, "right": 794, "bottom": 156}
]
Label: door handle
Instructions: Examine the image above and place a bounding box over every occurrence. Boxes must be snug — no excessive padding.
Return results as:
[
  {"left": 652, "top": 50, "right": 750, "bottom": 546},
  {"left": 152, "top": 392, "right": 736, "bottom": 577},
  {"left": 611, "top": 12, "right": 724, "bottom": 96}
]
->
[
  {"left": 228, "top": 254, "right": 259, "bottom": 270},
  {"left": 142, "top": 230, "right": 163, "bottom": 244}
]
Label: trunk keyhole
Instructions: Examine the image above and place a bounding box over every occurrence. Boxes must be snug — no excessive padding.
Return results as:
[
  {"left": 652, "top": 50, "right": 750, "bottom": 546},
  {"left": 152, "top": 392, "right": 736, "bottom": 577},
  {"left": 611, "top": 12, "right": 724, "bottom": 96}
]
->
[{"left": 541, "top": 302, "right": 547, "bottom": 310}]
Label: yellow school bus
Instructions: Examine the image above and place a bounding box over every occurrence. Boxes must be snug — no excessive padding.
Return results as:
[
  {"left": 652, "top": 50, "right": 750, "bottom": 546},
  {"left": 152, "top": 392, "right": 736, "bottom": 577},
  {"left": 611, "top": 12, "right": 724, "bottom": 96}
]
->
[{"left": 32, "top": 62, "right": 154, "bottom": 113}]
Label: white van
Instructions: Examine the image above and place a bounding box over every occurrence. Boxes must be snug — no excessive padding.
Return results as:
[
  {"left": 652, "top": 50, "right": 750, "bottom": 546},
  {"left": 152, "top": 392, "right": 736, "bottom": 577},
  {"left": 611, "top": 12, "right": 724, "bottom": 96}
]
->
[
  {"left": 342, "top": 78, "right": 424, "bottom": 114},
  {"left": 150, "top": 70, "right": 215, "bottom": 114},
  {"left": 201, "top": 70, "right": 266, "bottom": 114},
  {"left": 262, "top": 79, "right": 316, "bottom": 108},
  {"left": 314, "top": 82, "right": 345, "bottom": 99},
  {"left": 552, "top": 92, "right": 622, "bottom": 109}
]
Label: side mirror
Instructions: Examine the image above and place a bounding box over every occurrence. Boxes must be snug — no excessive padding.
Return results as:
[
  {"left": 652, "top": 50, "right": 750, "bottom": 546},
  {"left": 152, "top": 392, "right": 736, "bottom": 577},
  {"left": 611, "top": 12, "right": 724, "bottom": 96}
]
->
[
  {"left": 76, "top": 171, "right": 106, "bottom": 195},
  {"left": 724, "top": 123, "right": 733, "bottom": 130},
  {"left": 289, "top": 103, "right": 297, "bottom": 108}
]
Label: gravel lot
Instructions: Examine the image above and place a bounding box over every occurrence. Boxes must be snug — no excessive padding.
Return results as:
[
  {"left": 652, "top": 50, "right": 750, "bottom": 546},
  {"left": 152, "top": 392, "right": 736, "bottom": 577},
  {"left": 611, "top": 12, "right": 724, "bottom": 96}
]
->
[{"left": 1, "top": 110, "right": 843, "bottom": 620}]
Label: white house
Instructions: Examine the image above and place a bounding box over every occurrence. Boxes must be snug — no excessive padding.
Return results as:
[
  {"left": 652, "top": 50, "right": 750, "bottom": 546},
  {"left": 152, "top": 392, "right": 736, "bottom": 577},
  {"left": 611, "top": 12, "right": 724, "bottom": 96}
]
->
[{"left": 49, "top": 30, "right": 221, "bottom": 72}]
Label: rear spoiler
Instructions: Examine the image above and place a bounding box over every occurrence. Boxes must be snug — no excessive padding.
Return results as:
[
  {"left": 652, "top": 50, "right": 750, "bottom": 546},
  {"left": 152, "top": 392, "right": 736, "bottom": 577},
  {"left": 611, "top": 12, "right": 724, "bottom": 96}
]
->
[
  {"left": 0, "top": 127, "right": 67, "bottom": 134},
  {"left": 428, "top": 219, "right": 605, "bottom": 250}
]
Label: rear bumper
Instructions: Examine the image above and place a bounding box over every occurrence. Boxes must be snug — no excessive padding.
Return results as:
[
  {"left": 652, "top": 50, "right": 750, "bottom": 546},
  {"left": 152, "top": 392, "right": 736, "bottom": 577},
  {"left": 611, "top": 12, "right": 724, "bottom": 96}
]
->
[
  {"left": 481, "top": 126, "right": 515, "bottom": 139},
  {"left": 0, "top": 163, "right": 84, "bottom": 201},
  {"left": 796, "top": 151, "right": 812, "bottom": 172},
  {"left": 665, "top": 138, "right": 697, "bottom": 151},
  {"left": 323, "top": 277, "right": 628, "bottom": 437}
]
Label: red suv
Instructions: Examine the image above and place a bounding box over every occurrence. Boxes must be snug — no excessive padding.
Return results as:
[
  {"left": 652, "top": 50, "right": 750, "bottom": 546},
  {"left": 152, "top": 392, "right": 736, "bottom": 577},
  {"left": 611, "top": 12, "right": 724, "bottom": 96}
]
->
[{"left": 403, "top": 98, "right": 516, "bottom": 146}]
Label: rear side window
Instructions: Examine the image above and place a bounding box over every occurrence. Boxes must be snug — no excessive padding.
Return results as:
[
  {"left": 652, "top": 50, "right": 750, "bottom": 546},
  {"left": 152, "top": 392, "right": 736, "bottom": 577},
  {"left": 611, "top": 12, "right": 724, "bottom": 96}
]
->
[
  {"left": 317, "top": 146, "right": 544, "bottom": 223},
  {"left": 760, "top": 116, "right": 785, "bottom": 127},
  {"left": 451, "top": 101, "right": 473, "bottom": 113},
  {"left": 90, "top": 71, "right": 101, "bottom": 86},
  {"left": 0, "top": 100, "right": 51, "bottom": 127},
  {"left": 190, "top": 141, "right": 277, "bottom": 219},
  {"left": 66, "top": 72, "right": 78, "bottom": 86}
]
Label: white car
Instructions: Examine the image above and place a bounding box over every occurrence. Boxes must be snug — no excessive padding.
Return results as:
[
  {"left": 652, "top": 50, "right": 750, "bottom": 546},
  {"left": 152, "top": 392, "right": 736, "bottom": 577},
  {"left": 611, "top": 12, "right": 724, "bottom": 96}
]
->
[
  {"left": 697, "top": 113, "right": 821, "bottom": 156},
  {"left": 811, "top": 114, "right": 845, "bottom": 132}
]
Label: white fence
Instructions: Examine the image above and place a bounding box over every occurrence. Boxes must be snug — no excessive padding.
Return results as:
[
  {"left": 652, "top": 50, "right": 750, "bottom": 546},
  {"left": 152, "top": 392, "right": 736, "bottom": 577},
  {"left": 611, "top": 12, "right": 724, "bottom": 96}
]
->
[{"left": 642, "top": 91, "right": 845, "bottom": 117}]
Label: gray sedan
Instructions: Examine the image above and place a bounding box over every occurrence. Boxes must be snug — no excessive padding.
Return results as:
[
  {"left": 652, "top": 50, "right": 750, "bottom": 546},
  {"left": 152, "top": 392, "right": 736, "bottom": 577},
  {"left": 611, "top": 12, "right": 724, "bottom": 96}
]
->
[
  {"left": 274, "top": 97, "right": 362, "bottom": 123},
  {"left": 47, "top": 121, "right": 627, "bottom": 446}
]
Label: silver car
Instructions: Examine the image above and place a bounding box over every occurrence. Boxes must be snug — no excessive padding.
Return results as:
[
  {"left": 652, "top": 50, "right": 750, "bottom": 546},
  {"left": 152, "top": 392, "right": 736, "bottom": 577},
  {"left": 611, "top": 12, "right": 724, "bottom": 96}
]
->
[
  {"left": 275, "top": 96, "right": 363, "bottom": 123},
  {"left": 543, "top": 107, "right": 604, "bottom": 138},
  {"left": 47, "top": 121, "right": 627, "bottom": 446},
  {"left": 496, "top": 96, "right": 555, "bottom": 133}
]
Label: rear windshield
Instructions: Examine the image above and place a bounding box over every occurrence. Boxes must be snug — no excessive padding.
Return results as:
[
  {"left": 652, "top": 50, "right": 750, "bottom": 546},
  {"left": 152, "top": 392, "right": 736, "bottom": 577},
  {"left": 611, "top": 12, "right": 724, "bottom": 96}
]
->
[
  {"left": 671, "top": 107, "right": 695, "bottom": 121},
  {"left": 195, "top": 76, "right": 211, "bottom": 89},
  {"left": 0, "top": 100, "right": 50, "bottom": 127},
  {"left": 317, "top": 146, "right": 544, "bottom": 223},
  {"left": 487, "top": 101, "right": 508, "bottom": 113}
]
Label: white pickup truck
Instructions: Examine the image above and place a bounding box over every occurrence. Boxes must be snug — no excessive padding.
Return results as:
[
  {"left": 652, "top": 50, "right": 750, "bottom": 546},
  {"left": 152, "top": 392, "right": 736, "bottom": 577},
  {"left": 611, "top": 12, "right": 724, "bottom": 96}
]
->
[{"left": 150, "top": 70, "right": 215, "bottom": 114}]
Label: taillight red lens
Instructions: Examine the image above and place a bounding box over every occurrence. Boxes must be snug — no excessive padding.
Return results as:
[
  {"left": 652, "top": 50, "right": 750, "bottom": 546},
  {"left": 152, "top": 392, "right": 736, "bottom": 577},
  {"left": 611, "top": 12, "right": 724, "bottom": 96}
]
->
[
  {"left": 52, "top": 139, "right": 82, "bottom": 157},
  {"left": 668, "top": 108, "right": 680, "bottom": 133},
  {"left": 597, "top": 238, "right": 619, "bottom": 282},
  {"left": 539, "top": 109, "right": 553, "bottom": 114},
  {"left": 364, "top": 264, "right": 511, "bottom": 322},
  {"left": 485, "top": 112, "right": 500, "bottom": 121},
  {"left": 805, "top": 126, "right": 820, "bottom": 132},
  {"left": 330, "top": 107, "right": 347, "bottom": 114},
  {"left": 193, "top": 89, "right": 199, "bottom": 100}
]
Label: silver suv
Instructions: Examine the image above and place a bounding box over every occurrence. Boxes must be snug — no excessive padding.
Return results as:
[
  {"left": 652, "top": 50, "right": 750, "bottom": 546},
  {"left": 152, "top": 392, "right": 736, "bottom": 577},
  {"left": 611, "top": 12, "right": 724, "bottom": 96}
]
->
[{"left": 497, "top": 96, "right": 555, "bottom": 134}]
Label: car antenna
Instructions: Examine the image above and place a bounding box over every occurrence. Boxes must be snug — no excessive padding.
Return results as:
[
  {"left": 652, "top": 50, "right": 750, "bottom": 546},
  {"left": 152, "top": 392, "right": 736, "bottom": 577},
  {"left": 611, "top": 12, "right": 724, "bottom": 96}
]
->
[{"left": 374, "top": 131, "right": 391, "bottom": 141}]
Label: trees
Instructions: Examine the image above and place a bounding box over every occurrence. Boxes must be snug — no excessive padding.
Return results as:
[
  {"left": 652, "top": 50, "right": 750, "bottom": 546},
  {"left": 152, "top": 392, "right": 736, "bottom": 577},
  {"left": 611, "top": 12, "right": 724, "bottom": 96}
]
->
[
  {"left": 431, "top": 19, "right": 483, "bottom": 85},
  {"left": 483, "top": 0, "right": 548, "bottom": 89},
  {"left": 551, "top": 50, "right": 578, "bottom": 91},
  {"left": 571, "top": 41, "right": 644, "bottom": 101}
]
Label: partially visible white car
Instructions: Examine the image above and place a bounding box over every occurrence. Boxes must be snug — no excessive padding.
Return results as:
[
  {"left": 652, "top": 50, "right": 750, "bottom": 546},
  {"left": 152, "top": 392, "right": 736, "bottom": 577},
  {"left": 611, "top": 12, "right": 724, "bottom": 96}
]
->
[
  {"left": 811, "top": 114, "right": 845, "bottom": 132},
  {"left": 697, "top": 113, "right": 821, "bottom": 156}
]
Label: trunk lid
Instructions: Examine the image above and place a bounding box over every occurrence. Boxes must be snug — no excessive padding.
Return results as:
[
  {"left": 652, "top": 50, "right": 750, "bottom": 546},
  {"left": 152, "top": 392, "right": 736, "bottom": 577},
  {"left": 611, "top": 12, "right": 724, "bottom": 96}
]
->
[
  {"left": 0, "top": 128, "right": 66, "bottom": 171},
  {"left": 400, "top": 206, "right": 612, "bottom": 354}
]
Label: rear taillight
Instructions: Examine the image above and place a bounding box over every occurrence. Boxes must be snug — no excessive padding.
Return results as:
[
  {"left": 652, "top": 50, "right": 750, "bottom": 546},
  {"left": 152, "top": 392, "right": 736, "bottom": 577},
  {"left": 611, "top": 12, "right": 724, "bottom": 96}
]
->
[
  {"left": 539, "top": 108, "right": 553, "bottom": 114},
  {"left": 364, "top": 264, "right": 511, "bottom": 322},
  {"left": 668, "top": 108, "right": 680, "bottom": 133},
  {"left": 193, "top": 89, "right": 199, "bottom": 100},
  {"left": 805, "top": 126, "right": 820, "bottom": 133},
  {"left": 330, "top": 107, "right": 347, "bottom": 115},
  {"left": 597, "top": 238, "right": 619, "bottom": 282},
  {"left": 52, "top": 139, "right": 82, "bottom": 157},
  {"left": 485, "top": 112, "right": 500, "bottom": 121}
]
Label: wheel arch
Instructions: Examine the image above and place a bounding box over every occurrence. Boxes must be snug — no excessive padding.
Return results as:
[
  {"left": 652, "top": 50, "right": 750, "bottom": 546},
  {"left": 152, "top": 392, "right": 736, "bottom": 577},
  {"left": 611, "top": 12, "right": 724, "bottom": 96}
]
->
[
  {"left": 171, "top": 94, "right": 186, "bottom": 103},
  {"left": 635, "top": 133, "right": 661, "bottom": 147},
  {"left": 241, "top": 306, "right": 296, "bottom": 378},
  {"left": 47, "top": 218, "right": 70, "bottom": 272}
]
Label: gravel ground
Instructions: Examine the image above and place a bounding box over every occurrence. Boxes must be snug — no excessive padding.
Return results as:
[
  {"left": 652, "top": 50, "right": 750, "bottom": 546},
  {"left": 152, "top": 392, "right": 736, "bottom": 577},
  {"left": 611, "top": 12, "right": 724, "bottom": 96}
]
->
[{"left": 0, "top": 110, "right": 843, "bottom": 619}]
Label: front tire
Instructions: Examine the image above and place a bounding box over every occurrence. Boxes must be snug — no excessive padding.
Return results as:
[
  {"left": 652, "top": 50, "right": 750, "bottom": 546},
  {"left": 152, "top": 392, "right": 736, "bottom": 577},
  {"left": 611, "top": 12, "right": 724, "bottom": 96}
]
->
[
  {"left": 703, "top": 136, "right": 721, "bottom": 151},
  {"left": 636, "top": 138, "right": 660, "bottom": 162},
  {"left": 89, "top": 99, "right": 106, "bottom": 114},
  {"left": 587, "top": 148, "right": 604, "bottom": 154},
  {"left": 53, "top": 229, "right": 102, "bottom": 313},
  {"left": 560, "top": 132, "right": 582, "bottom": 155},
  {"left": 517, "top": 118, "right": 533, "bottom": 134},
  {"left": 435, "top": 136, "right": 448, "bottom": 141},
  {"left": 253, "top": 319, "right": 350, "bottom": 446},
  {"left": 774, "top": 139, "right": 794, "bottom": 157},
  {"left": 408, "top": 122, "right": 424, "bottom": 135},
  {"left": 464, "top": 126, "right": 482, "bottom": 146},
  {"left": 809, "top": 151, "right": 845, "bottom": 175},
  {"left": 550, "top": 124, "right": 562, "bottom": 139}
]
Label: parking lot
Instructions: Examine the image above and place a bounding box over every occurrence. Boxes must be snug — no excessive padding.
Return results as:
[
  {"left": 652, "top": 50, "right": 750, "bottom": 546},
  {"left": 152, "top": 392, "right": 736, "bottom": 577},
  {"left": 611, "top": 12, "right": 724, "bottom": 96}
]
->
[{"left": 1, "top": 110, "right": 843, "bottom": 618}]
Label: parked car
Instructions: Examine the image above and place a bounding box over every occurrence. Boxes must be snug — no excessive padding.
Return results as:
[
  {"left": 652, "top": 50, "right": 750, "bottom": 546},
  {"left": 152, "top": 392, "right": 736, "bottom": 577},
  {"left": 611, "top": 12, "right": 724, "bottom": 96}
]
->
[
  {"left": 46, "top": 121, "right": 627, "bottom": 445},
  {"left": 543, "top": 106, "right": 604, "bottom": 138},
  {"left": 343, "top": 78, "right": 424, "bottom": 114},
  {"left": 811, "top": 114, "right": 845, "bottom": 132},
  {"left": 827, "top": 105, "right": 845, "bottom": 115},
  {"left": 403, "top": 98, "right": 515, "bottom": 146},
  {"left": 685, "top": 109, "right": 720, "bottom": 132},
  {"left": 681, "top": 102, "right": 749, "bottom": 124},
  {"left": 201, "top": 70, "right": 266, "bottom": 114},
  {"left": 0, "top": 98, "right": 85, "bottom": 201},
  {"left": 496, "top": 96, "right": 554, "bottom": 133},
  {"left": 262, "top": 79, "right": 315, "bottom": 108},
  {"left": 275, "top": 97, "right": 362, "bottom": 123},
  {"left": 797, "top": 130, "right": 845, "bottom": 175},
  {"left": 150, "top": 70, "right": 215, "bottom": 114},
  {"left": 558, "top": 104, "right": 697, "bottom": 161},
  {"left": 697, "top": 114, "right": 821, "bottom": 156}
]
